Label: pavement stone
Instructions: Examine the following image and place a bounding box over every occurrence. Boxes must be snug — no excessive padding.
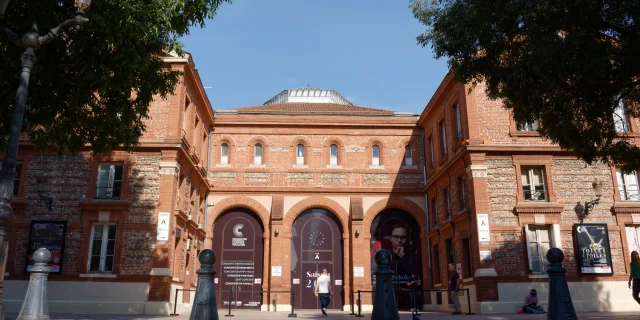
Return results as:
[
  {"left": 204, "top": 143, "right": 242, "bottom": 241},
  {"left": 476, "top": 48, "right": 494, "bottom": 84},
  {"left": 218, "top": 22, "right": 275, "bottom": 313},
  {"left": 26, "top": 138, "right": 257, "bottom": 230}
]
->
[{"left": 6, "top": 310, "right": 640, "bottom": 320}]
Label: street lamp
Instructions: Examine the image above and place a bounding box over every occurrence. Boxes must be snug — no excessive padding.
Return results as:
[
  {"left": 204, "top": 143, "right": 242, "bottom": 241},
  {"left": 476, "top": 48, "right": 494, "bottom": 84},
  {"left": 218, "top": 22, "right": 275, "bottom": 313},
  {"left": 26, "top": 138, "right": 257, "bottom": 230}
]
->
[
  {"left": 0, "top": 2, "right": 91, "bottom": 319},
  {"left": 574, "top": 179, "right": 604, "bottom": 223}
]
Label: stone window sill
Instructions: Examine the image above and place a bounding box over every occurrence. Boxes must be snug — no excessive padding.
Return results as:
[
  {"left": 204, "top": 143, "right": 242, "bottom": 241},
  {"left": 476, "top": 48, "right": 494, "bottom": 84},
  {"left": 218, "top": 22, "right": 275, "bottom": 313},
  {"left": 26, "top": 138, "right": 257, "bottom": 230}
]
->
[
  {"left": 612, "top": 202, "right": 640, "bottom": 214},
  {"left": 292, "top": 164, "right": 308, "bottom": 169},
  {"left": 510, "top": 130, "right": 541, "bottom": 137},
  {"left": 462, "top": 277, "right": 473, "bottom": 283},
  {"left": 401, "top": 165, "right": 418, "bottom": 170},
  {"left": 369, "top": 165, "right": 385, "bottom": 170},
  {"left": 514, "top": 202, "right": 563, "bottom": 214},
  {"left": 216, "top": 164, "right": 231, "bottom": 168},
  {"left": 249, "top": 164, "right": 266, "bottom": 168},
  {"left": 79, "top": 273, "right": 117, "bottom": 278},
  {"left": 326, "top": 165, "right": 343, "bottom": 169},
  {"left": 528, "top": 274, "right": 548, "bottom": 279}
]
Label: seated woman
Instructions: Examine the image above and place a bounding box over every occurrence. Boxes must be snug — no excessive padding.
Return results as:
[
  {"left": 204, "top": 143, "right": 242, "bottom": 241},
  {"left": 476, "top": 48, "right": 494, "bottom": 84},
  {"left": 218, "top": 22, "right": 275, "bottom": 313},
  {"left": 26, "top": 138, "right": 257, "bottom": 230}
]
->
[{"left": 523, "top": 289, "right": 545, "bottom": 314}]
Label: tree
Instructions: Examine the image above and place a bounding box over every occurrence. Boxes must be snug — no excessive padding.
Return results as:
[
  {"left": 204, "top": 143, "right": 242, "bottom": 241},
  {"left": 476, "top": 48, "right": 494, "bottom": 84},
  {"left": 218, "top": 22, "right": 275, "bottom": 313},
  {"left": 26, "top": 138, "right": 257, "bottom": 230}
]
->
[
  {"left": 411, "top": 0, "right": 640, "bottom": 172},
  {"left": 0, "top": 0, "right": 229, "bottom": 154}
]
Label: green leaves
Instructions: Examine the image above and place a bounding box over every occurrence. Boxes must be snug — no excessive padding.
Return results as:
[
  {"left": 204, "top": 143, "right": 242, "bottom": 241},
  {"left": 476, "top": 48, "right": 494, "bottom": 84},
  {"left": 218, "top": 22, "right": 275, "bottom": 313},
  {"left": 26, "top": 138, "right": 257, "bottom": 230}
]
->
[
  {"left": 0, "top": 0, "right": 229, "bottom": 155},
  {"left": 412, "top": 0, "right": 640, "bottom": 172}
]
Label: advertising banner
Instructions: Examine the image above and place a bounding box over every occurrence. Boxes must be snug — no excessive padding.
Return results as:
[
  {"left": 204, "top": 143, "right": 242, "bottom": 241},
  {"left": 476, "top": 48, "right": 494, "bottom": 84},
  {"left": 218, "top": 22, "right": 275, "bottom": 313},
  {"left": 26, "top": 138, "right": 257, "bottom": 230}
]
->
[
  {"left": 26, "top": 221, "right": 66, "bottom": 273},
  {"left": 574, "top": 224, "right": 613, "bottom": 275}
]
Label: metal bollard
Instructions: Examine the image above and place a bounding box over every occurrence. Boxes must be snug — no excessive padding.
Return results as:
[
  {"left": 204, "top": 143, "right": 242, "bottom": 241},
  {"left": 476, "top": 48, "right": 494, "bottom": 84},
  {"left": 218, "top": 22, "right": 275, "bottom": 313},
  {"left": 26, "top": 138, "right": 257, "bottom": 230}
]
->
[
  {"left": 17, "top": 248, "right": 51, "bottom": 320},
  {"left": 371, "top": 250, "right": 399, "bottom": 320},
  {"left": 349, "top": 291, "right": 356, "bottom": 315},
  {"left": 546, "top": 248, "right": 577, "bottom": 320},
  {"left": 355, "top": 290, "right": 364, "bottom": 317},
  {"left": 288, "top": 290, "right": 297, "bottom": 317},
  {"left": 189, "top": 249, "right": 219, "bottom": 320},
  {"left": 225, "top": 289, "right": 234, "bottom": 317}
]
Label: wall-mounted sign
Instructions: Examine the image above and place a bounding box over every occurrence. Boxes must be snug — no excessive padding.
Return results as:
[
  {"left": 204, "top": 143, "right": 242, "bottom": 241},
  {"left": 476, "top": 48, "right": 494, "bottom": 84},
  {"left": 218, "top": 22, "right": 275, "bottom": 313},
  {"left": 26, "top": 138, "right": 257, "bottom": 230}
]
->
[
  {"left": 335, "top": 280, "right": 342, "bottom": 286},
  {"left": 255, "top": 278, "right": 262, "bottom": 284},
  {"left": 574, "top": 224, "right": 613, "bottom": 275},
  {"left": 353, "top": 267, "right": 365, "bottom": 277},
  {"left": 456, "top": 263, "right": 463, "bottom": 279},
  {"left": 271, "top": 266, "right": 282, "bottom": 277},
  {"left": 215, "top": 278, "right": 219, "bottom": 284},
  {"left": 479, "top": 251, "right": 492, "bottom": 261},
  {"left": 156, "top": 212, "right": 170, "bottom": 241},
  {"left": 293, "top": 278, "right": 300, "bottom": 284},
  {"left": 477, "top": 214, "right": 490, "bottom": 242},
  {"left": 26, "top": 221, "right": 66, "bottom": 273}
]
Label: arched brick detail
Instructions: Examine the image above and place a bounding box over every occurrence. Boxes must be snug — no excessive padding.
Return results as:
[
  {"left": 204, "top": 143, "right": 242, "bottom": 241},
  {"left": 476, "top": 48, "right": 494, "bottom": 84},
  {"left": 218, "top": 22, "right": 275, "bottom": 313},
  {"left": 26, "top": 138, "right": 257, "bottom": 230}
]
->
[
  {"left": 365, "top": 137, "right": 387, "bottom": 167},
  {"left": 210, "top": 196, "right": 270, "bottom": 231},
  {"left": 284, "top": 196, "right": 349, "bottom": 234},
  {"left": 363, "top": 196, "right": 426, "bottom": 232},
  {"left": 289, "top": 136, "right": 312, "bottom": 166},
  {"left": 322, "top": 137, "right": 345, "bottom": 166}
]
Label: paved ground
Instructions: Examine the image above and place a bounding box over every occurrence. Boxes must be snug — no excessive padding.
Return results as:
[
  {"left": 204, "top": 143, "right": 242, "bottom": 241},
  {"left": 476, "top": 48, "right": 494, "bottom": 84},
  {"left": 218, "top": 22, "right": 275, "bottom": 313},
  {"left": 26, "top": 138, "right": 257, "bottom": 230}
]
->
[{"left": 6, "top": 310, "right": 640, "bottom": 320}]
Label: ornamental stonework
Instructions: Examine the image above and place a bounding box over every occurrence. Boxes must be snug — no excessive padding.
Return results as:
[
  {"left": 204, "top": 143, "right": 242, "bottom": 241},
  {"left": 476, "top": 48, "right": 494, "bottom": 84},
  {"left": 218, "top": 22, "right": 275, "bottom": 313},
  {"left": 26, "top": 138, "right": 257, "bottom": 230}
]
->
[
  {"left": 288, "top": 172, "right": 313, "bottom": 183},
  {"left": 245, "top": 172, "right": 270, "bottom": 183},
  {"left": 321, "top": 173, "right": 347, "bottom": 184},
  {"left": 270, "top": 147, "right": 290, "bottom": 152},
  {"left": 210, "top": 172, "right": 237, "bottom": 182},
  {"left": 345, "top": 146, "right": 365, "bottom": 153},
  {"left": 396, "top": 173, "right": 423, "bottom": 184},
  {"left": 364, "top": 173, "right": 390, "bottom": 184}
]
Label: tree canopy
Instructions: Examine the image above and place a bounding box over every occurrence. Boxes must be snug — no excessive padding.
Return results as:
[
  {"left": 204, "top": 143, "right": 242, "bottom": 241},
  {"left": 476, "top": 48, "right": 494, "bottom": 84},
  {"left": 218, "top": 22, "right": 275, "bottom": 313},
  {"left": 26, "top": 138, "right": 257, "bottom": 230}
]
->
[
  {"left": 0, "top": 0, "right": 229, "bottom": 154},
  {"left": 411, "top": 0, "right": 640, "bottom": 172}
]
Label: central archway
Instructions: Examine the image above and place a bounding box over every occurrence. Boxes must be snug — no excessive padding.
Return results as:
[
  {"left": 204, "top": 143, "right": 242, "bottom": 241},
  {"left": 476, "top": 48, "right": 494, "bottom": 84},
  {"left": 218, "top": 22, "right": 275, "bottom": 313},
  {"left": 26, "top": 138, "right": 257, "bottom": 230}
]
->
[{"left": 290, "top": 208, "right": 344, "bottom": 310}]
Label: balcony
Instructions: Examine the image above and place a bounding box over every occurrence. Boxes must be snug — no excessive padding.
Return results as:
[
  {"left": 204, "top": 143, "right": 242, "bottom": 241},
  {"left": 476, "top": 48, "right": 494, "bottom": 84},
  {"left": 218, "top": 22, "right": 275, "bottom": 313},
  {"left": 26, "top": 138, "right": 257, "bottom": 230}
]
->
[
  {"left": 620, "top": 189, "right": 640, "bottom": 201},
  {"left": 523, "top": 189, "right": 547, "bottom": 202},
  {"left": 95, "top": 186, "right": 122, "bottom": 200}
]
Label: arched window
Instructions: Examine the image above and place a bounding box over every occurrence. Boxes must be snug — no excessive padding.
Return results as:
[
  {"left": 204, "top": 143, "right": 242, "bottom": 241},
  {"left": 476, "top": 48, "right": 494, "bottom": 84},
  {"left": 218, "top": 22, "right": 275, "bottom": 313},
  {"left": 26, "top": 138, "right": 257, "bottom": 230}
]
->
[
  {"left": 404, "top": 146, "right": 413, "bottom": 167},
  {"left": 296, "top": 144, "right": 305, "bottom": 165},
  {"left": 254, "top": 143, "right": 262, "bottom": 165},
  {"left": 372, "top": 145, "right": 380, "bottom": 166},
  {"left": 330, "top": 144, "right": 338, "bottom": 166},
  {"left": 220, "top": 143, "right": 229, "bottom": 165}
]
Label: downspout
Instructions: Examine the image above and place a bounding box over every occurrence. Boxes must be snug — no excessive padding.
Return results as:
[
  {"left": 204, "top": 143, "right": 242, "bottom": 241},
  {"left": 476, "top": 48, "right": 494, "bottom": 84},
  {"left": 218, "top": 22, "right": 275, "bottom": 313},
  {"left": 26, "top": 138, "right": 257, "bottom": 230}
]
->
[
  {"left": 421, "top": 128, "right": 433, "bottom": 289},
  {"left": 205, "top": 124, "right": 213, "bottom": 247}
]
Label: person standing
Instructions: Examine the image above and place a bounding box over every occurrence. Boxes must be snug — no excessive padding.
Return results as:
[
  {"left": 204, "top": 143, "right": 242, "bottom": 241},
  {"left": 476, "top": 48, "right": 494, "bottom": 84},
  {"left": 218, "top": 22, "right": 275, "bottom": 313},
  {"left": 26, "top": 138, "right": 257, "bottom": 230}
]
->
[
  {"left": 314, "top": 269, "right": 332, "bottom": 316},
  {"left": 629, "top": 251, "right": 640, "bottom": 305},
  {"left": 407, "top": 271, "right": 421, "bottom": 312},
  {"left": 448, "top": 263, "right": 461, "bottom": 315}
]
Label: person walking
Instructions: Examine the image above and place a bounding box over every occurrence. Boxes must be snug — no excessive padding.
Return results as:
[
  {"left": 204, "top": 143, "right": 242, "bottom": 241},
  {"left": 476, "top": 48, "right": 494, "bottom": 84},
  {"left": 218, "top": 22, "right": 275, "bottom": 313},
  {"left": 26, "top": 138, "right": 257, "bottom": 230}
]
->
[
  {"left": 407, "top": 271, "right": 421, "bottom": 312},
  {"left": 629, "top": 251, "right": 640, "bottom": 305},
  {"left": 448, "top": 263, "right": 461, "bottom": 315},
  {"left": 314, "top": 269, "right": 333, "bottom": 316}
]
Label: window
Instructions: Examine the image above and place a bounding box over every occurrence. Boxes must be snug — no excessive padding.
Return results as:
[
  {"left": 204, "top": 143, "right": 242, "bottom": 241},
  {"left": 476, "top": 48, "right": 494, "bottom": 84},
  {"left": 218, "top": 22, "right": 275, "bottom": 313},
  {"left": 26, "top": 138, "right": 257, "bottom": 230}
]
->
[
  {"left": 296, "top": 144, "right": 305, "bottom": 165},
  {"left": 445, "top": 238, "right": 454, "bottom": 265},
  {"left": 430, "top": 197, "right": 437, "bottom": 231},
  {"left": 220, "top": 144, "right": 229, "bottom": 165},
  {"left": 96, "top": 163, "right": 124, "bottom": 199},
  {"left": 517, "top": 120, "right": 539, "bottom": 132},
  {"left": 616, "top": 168, "right": 639, "bottom": 201},
  {"left": 444, "top": 189, "right": 451, "bottom": 216},
  {"left": 458, "top": 177, "right": 467, "bottom": 210},
  {"left": 432, "top": 245, "right": 441, "bottom": 284},
  {"left": 88, "top": 223, "right": 117, "bottom": 273},
  {"left": 461, "top": 232, "right": 472, "bottom": 279},
  {"left": 254, "top": 143, "right": 262, "bottom": 165},
  {"left": 372, "top": 145, "right": 380, "bottom": 166},
  {"left": 439, "top": 122, "right": 447, "bottom": 157},
  {"left": 614, "top": 99, "right": 630, "bottom": 132},
  {"left": 626, "top": 226, "right": 640, "bottom": 257},
  {"left": 0, "top": 161, "right": 22, "bottom": 196},
  {"left": 428, "top": 137, "right": 435, "bottom": 168},
  {"left": 525, "top": 225, "right": 560, "bottom": 274},
  {"left": 404, "top": 146, "right": 413, "bottom": 167},
  {"left": 454, "top": 104, "right": 463, "bottom": 141},
  {"left": 330, "top": 144, "right": 338, "bottom": 166},
  {"left": 521, "top": 167, "right": 547, "bottom": 201}
]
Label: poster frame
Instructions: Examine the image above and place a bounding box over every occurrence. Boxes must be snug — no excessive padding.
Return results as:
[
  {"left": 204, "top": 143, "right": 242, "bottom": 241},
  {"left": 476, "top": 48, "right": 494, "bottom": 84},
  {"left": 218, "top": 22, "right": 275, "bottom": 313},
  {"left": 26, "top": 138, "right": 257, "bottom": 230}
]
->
[
  {"left": 25, "top": 220, "right": 67, "bottom": 274},
  {"left": 573, "top": 223, "right": 614, "bottom": 276}
]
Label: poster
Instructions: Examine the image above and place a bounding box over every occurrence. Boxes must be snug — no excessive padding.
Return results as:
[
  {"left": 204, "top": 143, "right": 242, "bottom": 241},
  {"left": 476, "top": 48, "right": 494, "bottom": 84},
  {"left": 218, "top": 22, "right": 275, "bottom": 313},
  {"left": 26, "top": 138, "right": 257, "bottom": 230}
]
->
[
  {"left": 271, "top": 266, "right": 282, "bottom": 276},
  {"left": 479, "top": 251, "right": 492, "bottom": 261},
  {"left": 354, "top": 267, "right": 365, "bottom": 277},
  {"left": 26, "top": 221, "right": 66, "bottom": 273},
  {"left": 156, "top": 212, "right": 170, "bottom": 241},
  {"left": 477, "top": 214, "right": 490, "bottom": 242},
  {"left": 574, "top": 224, "right": 613, "bottom": 275},
  {"left": 222, "top": 261, "right": 255, "bottom": 285}
]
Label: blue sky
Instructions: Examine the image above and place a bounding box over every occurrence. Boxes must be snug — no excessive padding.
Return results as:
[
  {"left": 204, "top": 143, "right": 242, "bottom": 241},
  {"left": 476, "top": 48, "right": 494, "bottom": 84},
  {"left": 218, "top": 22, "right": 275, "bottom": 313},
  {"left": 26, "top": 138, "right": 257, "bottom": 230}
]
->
[{"left": 180, "top": 0, "right": 449, "bottom": 114}]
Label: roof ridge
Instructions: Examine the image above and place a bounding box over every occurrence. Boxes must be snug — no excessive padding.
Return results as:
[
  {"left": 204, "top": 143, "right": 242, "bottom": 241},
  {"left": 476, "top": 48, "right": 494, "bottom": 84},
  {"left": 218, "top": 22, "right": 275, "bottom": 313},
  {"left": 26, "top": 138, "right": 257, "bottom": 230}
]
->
[{"left": 216, "top": 102, "right": 405, "bottom": 116}]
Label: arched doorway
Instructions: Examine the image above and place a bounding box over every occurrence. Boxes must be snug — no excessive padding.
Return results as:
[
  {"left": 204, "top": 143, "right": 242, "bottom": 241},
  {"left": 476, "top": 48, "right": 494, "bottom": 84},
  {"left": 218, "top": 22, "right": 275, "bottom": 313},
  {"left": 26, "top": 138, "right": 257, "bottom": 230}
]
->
[
  {"left": 370, "top": 209, "right": 423, "bottom": 310},
  {"left": 290, "top": 208, "right": 344, "bottom": 310},
  {"left": 212, "top": 209, "right": 264, "bottom": 310}
]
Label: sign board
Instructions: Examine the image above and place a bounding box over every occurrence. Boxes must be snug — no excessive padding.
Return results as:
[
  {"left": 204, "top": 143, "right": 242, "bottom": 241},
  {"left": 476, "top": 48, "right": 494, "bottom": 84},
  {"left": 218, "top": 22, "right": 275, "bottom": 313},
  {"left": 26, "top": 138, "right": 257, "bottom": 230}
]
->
[
  {"left": 255, "top": 278, "right": 262, "bottom": 284},
  {"left": 479, "top": 251, "right": 492, "bottom": 261},
  {"left": 156, "top": 212, "right": 170, "bottom": 241},
  {"left": 26, "top": 221, "right": 66, "bottom": 273},
  {"left": 271, "top": 266, "right": 282, "bottom": 277},
  {"left": 293, "top": 278, "right": 300, "bottom": 284},
  {"left": 214, "top": 278, "right": 219, "bottom": 284},
  {"left": 477, "top": 214, "right": 490, "bottom": 242},
  {"left": 574, "top": 224, "right": 613, "bottom": 275},
  {"left": 354, "top": 267, "right": 365, "bottom": 277},
  {"left": 335, "top": 280, "right": 342, "bottom": 285}
]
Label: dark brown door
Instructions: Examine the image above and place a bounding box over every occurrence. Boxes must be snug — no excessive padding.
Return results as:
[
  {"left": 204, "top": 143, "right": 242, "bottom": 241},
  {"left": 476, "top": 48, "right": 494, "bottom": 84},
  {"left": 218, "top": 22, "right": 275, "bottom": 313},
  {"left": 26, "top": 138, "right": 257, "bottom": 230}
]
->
[
  {"left": 212, "top": 210, "right": 264, "bottom": 310},
  {"left": 290, "top": 209, "right": 343, "bottom": 310}
]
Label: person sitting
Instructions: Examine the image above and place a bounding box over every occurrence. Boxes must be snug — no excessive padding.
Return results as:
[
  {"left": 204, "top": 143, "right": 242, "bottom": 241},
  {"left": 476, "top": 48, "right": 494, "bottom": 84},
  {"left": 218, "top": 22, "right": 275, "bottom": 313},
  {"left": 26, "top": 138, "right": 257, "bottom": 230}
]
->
[{"left": 523, "top": 289, "right": 545, "bottom": 314}]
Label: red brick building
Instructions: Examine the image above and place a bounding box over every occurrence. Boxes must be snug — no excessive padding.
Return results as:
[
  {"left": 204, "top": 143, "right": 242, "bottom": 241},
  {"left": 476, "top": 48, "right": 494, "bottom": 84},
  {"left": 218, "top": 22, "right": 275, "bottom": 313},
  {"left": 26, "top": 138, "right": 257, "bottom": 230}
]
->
[
  {"left": 420, "top": 73, "right": 640, "bottom": 313},
  {"left": 3, "top": 52, "right": 214, "bottom": 315}
]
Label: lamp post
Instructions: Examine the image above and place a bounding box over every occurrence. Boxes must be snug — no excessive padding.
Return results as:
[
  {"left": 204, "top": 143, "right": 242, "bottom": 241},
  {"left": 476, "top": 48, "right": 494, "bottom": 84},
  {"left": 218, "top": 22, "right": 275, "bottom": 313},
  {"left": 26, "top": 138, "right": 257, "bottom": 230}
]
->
[
  {"left": 574, "top": 179, "right": 604, "bottom": 224},
  {"left": 0, "top": 2, "right": 91, "bottom": 319}
]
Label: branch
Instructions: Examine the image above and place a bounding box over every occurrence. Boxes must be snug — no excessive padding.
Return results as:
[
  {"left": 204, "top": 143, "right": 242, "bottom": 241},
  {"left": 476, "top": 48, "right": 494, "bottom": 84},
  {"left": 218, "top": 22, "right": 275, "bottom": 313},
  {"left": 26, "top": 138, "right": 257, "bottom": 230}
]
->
[{"left": 38, "top": 13, "right": 89, "bottom": 45}]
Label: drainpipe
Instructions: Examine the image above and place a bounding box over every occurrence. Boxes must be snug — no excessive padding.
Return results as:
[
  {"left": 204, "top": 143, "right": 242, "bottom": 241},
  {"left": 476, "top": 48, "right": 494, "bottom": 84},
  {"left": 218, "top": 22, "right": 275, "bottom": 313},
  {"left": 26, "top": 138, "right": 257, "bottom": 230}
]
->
[
  {"left": 421, "top": 129, "right": 433, "bottom": 289},
  {"left": 206, "top": 124, "right": 213, "bottom": 176},
  {"left": 205, "top": 125, "right": 213, "bottom": 247}
]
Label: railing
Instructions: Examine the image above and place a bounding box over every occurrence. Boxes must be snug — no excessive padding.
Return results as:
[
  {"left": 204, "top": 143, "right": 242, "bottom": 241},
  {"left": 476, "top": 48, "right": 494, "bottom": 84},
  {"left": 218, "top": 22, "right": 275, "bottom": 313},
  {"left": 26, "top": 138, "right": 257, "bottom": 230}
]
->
[
  {"left": 523, "top": 189, "right": 547, "bottom": 201},
  {"left": 95, "top": 186, "right": 121, "bottom": 200},
  {"left": 620, "top": 189, "right": 640, "bottom": 201},
  {"left": 259, "top": 290, "right": 298, "bottom": 317},
  {"left": 349, "top": 288, "right": 474, "bottom": 317}
]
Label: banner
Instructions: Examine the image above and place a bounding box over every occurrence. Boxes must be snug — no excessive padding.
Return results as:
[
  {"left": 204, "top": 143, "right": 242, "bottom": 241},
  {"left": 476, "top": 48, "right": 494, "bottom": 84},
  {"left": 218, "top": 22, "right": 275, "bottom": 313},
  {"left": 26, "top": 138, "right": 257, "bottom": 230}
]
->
[
  {"left": 574, "top": 224, "right": 613, "bottom": 275},
  {"left": 26, "top": 221, "right": 66, "bottom": 273}
]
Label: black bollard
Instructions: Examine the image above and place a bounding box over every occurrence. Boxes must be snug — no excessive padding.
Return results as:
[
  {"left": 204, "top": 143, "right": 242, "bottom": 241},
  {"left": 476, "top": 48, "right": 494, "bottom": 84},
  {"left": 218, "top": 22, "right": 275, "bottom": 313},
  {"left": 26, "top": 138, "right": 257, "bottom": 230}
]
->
[
  {"left": 189, "top": 249, "right": 219, "bottom": 320},
  {"left": 546, "top": 248, "right": 578, "bottom": 320},
  {"left": 17, "top": 248, "right": 51, "bottom": 320},
  {"left": 371, "top": 250, "right": 399, "bottom": 320}
]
